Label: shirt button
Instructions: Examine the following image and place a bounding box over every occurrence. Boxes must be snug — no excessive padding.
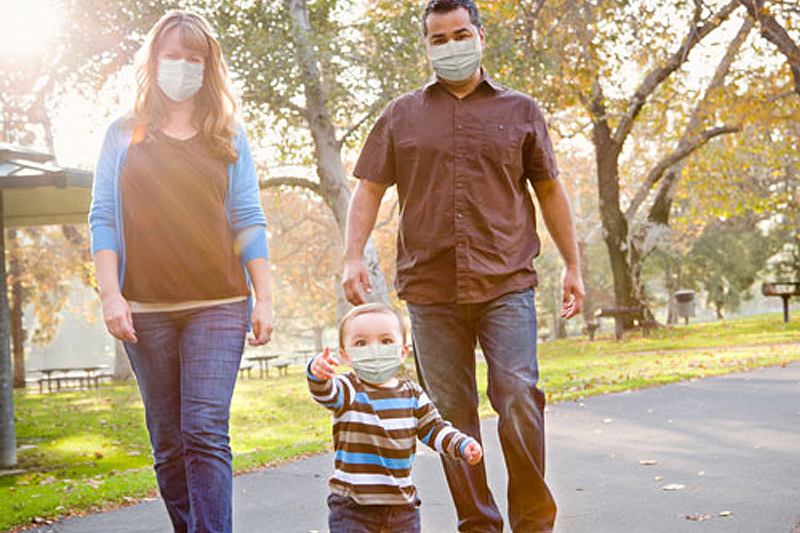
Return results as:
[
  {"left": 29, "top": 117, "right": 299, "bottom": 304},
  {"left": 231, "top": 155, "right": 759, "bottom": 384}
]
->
[
  {"left": 456, "top": 125, "right": 462, "bottom": 130},
  {"left": 457, "top": 213, "right": 463, "bottom": 218}
]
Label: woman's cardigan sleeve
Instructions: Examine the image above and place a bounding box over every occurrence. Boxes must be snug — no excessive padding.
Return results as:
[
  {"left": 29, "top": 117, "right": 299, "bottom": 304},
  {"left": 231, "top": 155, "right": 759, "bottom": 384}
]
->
[{"left": 228, "top": 125, "right": 269, "bottom": 263}]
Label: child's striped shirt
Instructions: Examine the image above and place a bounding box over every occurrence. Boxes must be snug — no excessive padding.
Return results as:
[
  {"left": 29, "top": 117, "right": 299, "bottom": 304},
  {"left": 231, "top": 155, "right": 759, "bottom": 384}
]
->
[{"left": 307, "top": 366, "right": 476, "bottom": 506}]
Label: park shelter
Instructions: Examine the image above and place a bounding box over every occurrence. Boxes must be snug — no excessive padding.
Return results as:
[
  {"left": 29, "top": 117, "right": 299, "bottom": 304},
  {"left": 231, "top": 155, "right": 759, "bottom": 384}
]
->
[{"left": 0, "top": 143, "right": 93, "bottom": 467}]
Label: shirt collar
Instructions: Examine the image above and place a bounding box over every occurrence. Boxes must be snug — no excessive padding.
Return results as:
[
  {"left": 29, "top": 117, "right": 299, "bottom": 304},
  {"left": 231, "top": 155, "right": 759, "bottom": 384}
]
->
[{"left": 423, "top": 68, "right": 503, "bottom": 95}]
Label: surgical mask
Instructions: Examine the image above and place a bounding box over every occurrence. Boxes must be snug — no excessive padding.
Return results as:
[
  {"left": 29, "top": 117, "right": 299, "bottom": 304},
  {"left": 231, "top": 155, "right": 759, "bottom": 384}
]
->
[
  {"left": 349, "top": 344, "right": 402, "bottom": 385},
  {"left": 429, "top": 37, "right": 482, "bottom": 82},
  {"left": 157, "top": 58, "right": 204, "bottom": 102}
]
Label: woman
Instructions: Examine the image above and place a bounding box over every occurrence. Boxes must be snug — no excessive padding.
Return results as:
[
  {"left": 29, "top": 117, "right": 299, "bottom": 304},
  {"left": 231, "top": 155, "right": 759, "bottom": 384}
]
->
[{"left": 89, "top": 10, "right": 272, "bottom": 533}]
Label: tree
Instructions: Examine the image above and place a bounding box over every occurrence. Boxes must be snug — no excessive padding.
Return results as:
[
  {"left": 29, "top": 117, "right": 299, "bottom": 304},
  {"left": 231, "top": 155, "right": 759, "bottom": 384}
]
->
[
  {"left": 493, "top": 0, "right": 795, "bottom": 326},
  {"left": 205, "top": 0, "right": 428, "bottom": 315},
  {"left": 737, "top": 0, "right": 800, "bottom": 96}
]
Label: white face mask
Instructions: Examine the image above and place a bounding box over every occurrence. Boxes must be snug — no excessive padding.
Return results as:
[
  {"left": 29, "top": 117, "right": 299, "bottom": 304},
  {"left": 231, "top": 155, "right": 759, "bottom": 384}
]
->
[
  {"left": 157, "top": 58, "right": 204, "bottom": 102},
  {"left": 429, "top": 37, "right": 482, "bottom": 82},
  {"left": 348, "top": 343, "right": 402, "bottom": 385}
]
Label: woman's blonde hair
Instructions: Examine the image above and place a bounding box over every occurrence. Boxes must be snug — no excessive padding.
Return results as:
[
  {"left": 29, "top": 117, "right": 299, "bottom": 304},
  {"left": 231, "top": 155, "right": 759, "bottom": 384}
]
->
[{"left": 133, "top": 10, "right": 238, "bottom": 162}]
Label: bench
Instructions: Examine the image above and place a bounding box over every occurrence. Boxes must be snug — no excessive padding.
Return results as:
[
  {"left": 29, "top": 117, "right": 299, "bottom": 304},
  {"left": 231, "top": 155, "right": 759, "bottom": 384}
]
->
[
  {"left": 272, "top": 361, "right": 290, "bottom": 377},
  {"left": 594, "top": 306, "right": 658, "bottom": 340},
  {"left": 238, "top": 361, "right": 255, "bottom": 379}
]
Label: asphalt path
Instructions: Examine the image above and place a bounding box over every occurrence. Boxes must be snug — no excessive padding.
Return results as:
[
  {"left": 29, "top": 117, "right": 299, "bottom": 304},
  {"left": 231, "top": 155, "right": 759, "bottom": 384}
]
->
[{"left": 26, "top": 362, "right": 800, "bottom": 533}]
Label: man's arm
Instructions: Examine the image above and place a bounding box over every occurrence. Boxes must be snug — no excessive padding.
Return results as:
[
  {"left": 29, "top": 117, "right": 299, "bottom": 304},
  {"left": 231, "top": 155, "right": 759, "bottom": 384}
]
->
[
  {"left": 342, "top": 179, "right": 390, "bottom": 305},
  {"left": 532, "top": 178, "right": 585, "bottom": 319}
]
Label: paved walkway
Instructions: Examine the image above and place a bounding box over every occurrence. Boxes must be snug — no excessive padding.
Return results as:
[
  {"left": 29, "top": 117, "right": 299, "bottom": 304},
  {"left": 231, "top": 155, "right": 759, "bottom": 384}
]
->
[{"left": 28, "top": 363, "right": 800, "bottom": 533}]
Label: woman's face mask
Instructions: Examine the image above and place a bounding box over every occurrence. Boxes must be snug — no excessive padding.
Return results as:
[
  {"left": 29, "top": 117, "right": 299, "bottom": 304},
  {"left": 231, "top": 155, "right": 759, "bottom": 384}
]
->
[
  {"left": 429, "top": 37, "right": 482, "bottom": 82},
  {"left": 157, "top": 58, "right": 204, "bottom": 102}
]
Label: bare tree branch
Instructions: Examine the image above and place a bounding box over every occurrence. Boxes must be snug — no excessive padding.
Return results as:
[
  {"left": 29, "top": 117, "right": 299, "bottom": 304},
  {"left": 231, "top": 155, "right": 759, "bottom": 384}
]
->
[
  {"left": 613, "top": 0, "right": 740, "bottom": 146},
  {"left": 374, "top": 199, "right": 398, "bottom": 230},
  {"left": 626, "top": 18, "right": 753, "bottom": 220},
  {"left": 260, "top": 176, "right": 322, "bottom": 196},
  {"left": 336, "top": 99, "right": 386, "bottom": 148},
  {"left": 738, "top": 0, "right": 800, "bottom": 96}
]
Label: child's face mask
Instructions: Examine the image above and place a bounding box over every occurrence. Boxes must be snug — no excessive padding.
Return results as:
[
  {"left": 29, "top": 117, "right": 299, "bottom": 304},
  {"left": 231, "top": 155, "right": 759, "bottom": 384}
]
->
[{"left": 348, "top": 344, "right": 402, "bottom": 385}]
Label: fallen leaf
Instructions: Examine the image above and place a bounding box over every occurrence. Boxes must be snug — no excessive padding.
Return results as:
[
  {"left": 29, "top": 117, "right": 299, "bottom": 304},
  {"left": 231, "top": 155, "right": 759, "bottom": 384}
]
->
[
  {"left": 684, "top": 513, "right": 713, "bottom": 521},
  {"left": 697, "top": 471, "right": 705, "bottom": 476},
  {"left": 662, "top": 484, "right": 685, "bottom": 491},
  {"left": 719, "top": 511, "right": 732, "bottom": 517},
  {"left": 639, "top": 459, "right": 658, "bottom": 465},
  {"left": 602, "top": 418, "right": 614, "bottom": 423},
  {"left": 654, "top": 475, "right": 664, "bottom": 481}
]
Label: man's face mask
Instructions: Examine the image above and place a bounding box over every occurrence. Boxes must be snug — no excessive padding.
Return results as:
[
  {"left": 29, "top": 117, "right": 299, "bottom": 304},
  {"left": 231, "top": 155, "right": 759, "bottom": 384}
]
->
[
  {"left": 157, "top": 58, "right": 204, "bottom": 102},
  {"left": 428, "top": 36, "right": 482, "bottom": 82},
  {"left": 348, "top": 343, "right": 402, "bottom": 385}
]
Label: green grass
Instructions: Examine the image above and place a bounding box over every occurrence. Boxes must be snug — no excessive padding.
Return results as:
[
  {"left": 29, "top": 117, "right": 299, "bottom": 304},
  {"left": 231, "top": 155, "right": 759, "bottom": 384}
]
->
[{"left": 3, "top": 313, "right": 799, "bottom": 531}]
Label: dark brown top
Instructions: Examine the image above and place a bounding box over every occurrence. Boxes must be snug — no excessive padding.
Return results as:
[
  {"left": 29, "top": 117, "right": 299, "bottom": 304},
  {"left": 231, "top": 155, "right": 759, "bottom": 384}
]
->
[
  {"left": 353, "top": 72, "right": 559, "bottom": 304},
  {"left": 120, "top": 131, "right": 248, "bottom": 303}
]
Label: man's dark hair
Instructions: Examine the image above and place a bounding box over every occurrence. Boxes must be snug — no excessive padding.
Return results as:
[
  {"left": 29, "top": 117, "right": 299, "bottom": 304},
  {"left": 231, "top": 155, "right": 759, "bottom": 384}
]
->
[{"left": 422, "top": 0, "right": 482, "bottom": 37}]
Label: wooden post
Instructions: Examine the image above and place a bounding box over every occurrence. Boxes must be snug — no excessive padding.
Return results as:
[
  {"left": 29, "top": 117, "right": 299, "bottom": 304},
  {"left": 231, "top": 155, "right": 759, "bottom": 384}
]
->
[{"left": 0, "top": 191, "right": 17, "bottom": 467}]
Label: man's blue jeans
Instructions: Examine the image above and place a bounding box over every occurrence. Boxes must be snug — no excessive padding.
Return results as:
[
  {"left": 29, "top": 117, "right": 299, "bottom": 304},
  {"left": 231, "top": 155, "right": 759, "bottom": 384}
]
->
[
  {"left": 407, "top": 289, "right": 555, "bottom": 533},
  {"left": 124, "top": 301, "right": 247, "bottom": 533},
  {"left": 328, "top": 494, "right": 421, "bottom": 532}
]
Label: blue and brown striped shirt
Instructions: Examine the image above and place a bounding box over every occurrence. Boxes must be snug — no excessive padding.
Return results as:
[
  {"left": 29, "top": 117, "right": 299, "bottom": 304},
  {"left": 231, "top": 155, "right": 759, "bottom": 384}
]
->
[{"left": 307, "top": 366, "right": 476, "bottom": 505}]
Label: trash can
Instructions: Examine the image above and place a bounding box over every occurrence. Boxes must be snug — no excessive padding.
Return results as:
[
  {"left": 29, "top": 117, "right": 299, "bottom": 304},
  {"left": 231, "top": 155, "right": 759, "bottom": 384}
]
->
[{"left": 674, "top": 290, "right": 695, "bottom": 322}]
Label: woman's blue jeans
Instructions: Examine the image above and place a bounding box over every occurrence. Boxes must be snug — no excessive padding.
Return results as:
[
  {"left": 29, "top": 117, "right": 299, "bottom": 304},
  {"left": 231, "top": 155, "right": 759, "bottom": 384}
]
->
[
  {"left": 124, "top": 301, "right": 247, "bottom": 533},
  {"left": 407, "top": 289, "right": 556, "bottom": 533}
]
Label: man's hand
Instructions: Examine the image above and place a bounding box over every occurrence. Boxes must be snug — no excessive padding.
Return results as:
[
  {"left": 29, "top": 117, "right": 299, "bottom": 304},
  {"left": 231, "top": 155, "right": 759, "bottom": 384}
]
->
[
  {"left": 342, "top": 258, "right": 371, "bottom": 305},
  {"left": 463, "top": 440, "right": 483, "bottom": 466},
  {"left": 561, "top": 264, "right": 585, "bottom": 319},
  {"left": 248, "top": 300, "right": 274, "bottom": 346},
  {"left": 101, "top": 293, "right": 137, "bottom": 343},
  {"left": 310, "top": 347, "right": 339, "bottom": 380}
]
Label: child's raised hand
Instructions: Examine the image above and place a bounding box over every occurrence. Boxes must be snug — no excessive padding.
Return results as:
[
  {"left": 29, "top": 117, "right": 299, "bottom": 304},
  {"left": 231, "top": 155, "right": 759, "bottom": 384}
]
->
[
  {"left": 310, "top": 347, "right": 339, "bottom": 381},
  {"left": 463, "top": 440, "right": 483, "bottom": 466}
]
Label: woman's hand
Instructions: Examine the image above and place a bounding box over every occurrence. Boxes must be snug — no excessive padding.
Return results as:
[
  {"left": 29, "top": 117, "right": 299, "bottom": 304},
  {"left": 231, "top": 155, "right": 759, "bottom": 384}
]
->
[
  {"left": 248, "top": 300, "right": 273, "bottom": 346},
  {"left": 101, "top": 293, "right": 137, "bottom": 343}
]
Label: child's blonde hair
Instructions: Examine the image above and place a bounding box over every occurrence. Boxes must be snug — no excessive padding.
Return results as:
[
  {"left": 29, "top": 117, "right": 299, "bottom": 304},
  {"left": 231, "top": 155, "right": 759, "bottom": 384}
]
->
[
  {"left": 133, "top": 10, "right": 238, "bottom": 162},
  {"left": 339, "top": 303, "right": 407, "bottom": 349}
]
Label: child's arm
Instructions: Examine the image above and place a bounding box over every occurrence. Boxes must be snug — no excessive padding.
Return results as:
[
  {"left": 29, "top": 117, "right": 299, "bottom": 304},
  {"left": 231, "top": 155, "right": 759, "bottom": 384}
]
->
[
  {"left": 307, "top": 348, "right": 351, "bottom": 412},
  {"left": 416, "top": 389, "right": 483, "bottom": 465}
]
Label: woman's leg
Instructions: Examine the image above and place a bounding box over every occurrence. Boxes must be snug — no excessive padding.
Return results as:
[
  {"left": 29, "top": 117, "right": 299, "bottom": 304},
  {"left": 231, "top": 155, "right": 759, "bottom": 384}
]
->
[
  {"left": 125, "top": 312, "right": 189, "bottom": 532},
  {"left": 179, "top": 301, "right": 247, "bottom": 533}
]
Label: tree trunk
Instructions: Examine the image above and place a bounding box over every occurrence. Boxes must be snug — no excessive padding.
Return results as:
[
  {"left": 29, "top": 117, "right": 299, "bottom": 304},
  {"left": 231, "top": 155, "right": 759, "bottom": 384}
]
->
[
  {"left": 594, "top": 134, "right": 643, "bottom": 325},
  {"left": 285, "top": 0, "right": 390, "bottom": 313},
  {"left": 578, "top": 239, "right": 595, "bottom": 325},
  {"left": 112, "top": 340, "right": 132, "bottom": 381},
  {"left": 8, "top": 230, "right": 25, "bottom": 389}
]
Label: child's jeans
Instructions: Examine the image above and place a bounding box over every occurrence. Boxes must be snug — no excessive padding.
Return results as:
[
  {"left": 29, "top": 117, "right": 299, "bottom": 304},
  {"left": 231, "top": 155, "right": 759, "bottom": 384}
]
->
[{"left": 328, "top": 494, "right": 421, "bottom": 533}]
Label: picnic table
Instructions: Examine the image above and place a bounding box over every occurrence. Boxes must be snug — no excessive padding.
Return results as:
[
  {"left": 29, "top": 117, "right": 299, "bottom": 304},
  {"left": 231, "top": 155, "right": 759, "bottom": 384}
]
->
[
  {"left": 594, "top": 306, "right": 657, "bottom": 341},
  {"left": 762, "top": 282, "right": 800, "bottom": 323},
  {"left": 244, "top": 355, "right": 280, "bottom": 378},
  {"left": 29, "top": 365, "right": 110, "bottom": 393}
]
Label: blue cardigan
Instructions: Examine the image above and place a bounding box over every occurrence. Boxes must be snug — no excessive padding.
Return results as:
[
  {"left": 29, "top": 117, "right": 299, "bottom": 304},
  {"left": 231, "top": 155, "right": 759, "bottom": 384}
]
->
[{"left": 89, "top": 116, "right": 269, "bottom": 291}]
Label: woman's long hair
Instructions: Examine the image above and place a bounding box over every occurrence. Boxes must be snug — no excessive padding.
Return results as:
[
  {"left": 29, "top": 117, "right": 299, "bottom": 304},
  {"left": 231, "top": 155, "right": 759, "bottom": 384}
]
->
[{"left": 133, "top": 10, "right": 238, "bottom": 162}]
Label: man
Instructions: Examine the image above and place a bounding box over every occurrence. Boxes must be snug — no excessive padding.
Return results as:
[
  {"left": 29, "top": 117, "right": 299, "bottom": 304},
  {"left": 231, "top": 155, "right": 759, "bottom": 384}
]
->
[{"left": 342, "top": 1, "right": 584, "bottom": 531}]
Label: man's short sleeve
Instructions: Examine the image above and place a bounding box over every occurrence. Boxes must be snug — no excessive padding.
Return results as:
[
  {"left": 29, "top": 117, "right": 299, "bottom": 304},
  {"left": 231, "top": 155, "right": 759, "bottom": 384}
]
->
[
  {"left": 525, "top": 103, "right": 559, "bottom": 183},
  {"left": 352, "top": 103, "right": 395, "bottom": 185}
]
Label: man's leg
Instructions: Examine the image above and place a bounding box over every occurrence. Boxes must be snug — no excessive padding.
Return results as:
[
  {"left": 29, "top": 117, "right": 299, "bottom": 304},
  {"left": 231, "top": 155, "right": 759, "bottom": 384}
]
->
[
  {"left": 476, "top": 289, "right": 556, "bottom": 533},
  {"left": 407, "top": 302, "right": 504, "bottom": 533}
]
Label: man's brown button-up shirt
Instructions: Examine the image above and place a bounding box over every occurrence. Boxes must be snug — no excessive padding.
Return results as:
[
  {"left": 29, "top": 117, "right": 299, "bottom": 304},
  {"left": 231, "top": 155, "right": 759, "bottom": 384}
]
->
[{"left": 353, "top": 72, "right": 559, "bottom": 305}]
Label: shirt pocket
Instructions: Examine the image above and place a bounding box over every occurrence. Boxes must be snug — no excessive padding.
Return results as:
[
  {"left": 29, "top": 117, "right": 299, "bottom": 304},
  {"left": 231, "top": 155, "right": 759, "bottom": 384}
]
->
[{"left": 481, "top": 123, "right": 525, "bottom": 171}]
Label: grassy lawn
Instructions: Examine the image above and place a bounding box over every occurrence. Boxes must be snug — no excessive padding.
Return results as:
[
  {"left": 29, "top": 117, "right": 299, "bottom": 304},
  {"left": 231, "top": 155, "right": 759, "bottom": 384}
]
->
[{"left": 3, "top": 314, "right": 799, "bottom": 531}]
